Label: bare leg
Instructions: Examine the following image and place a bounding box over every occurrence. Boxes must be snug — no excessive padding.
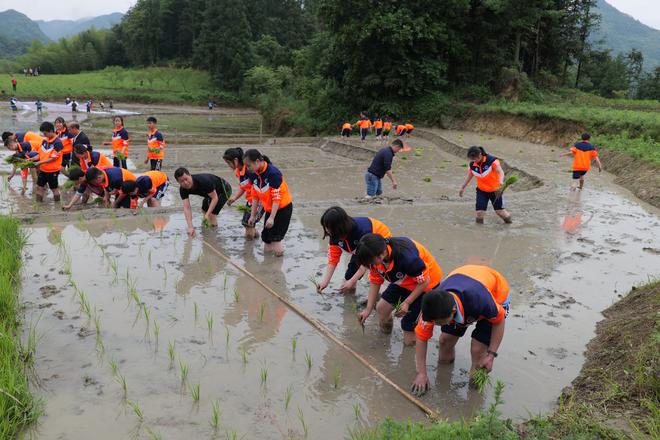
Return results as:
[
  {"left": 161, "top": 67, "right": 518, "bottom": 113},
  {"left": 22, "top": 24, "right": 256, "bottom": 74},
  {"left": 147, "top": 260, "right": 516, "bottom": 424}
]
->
[
  {"left": 403, "top": 331, "right": 417, "bottom": 346},
  {"left": 209, "top": 213, "right": 218, "bottom": 227},
  {"left": 439, "top": 333, "right": 460, "bottom": 363},
  {"left": 375, "top": 299, "right": 393, "bottom": 333},
  {"left": 469, "top": 338, "right": 488, "bottom": 374},
  {"left": 495, "top": 209, "right": 512, "bottom": 223},
  {"left": 579, "top": 177, "right": 585, "bottom": 190},
  {"left": 271, "top": 240, "right": 284, "bottom": 257},
  {"left": 476, "top": 210, "right": 486, "bottom": 224}
]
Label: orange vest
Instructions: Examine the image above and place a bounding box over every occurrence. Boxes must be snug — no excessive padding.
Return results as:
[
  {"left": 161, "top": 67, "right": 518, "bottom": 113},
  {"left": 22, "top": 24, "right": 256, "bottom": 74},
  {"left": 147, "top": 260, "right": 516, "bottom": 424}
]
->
[
  {"left": 57, "top": 128, "right": 73, "bottom": 154},
  {"left": 37, "top": 135, "right": 64, "bottom": 173},
  {"left": 142, "top": 170, "right": 168, "bottom": 192},
  {"left": 146, "top": 130, "right": 165, "bottom": 160},
  {"left": 469, "top": 155, "right": 501, "bottom": 192},
  {"left": 251, "top": 163, "right": 292, "bottom": 213},
  {"left": 374, "top": 120, "right": 383, "bottom": 129},
  {"left": 368, "top": 239, "right": 442, "bottom": 292},
  {"left": 111, "top": 127, "right": 130, "bottom": 157}
]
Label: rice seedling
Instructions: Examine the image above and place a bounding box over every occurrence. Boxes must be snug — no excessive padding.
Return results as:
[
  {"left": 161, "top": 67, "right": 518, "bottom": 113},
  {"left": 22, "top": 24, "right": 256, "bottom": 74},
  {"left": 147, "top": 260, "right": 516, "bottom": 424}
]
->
[
  {"left": 332, "top": 367, "right": 341, "bottom": 389},
  {"left": 179, "top": 360, "right": 189, "bottom": 386},
  {"left": 194, "top": 302, "right": 198, "bottom": 322},
  {"left": 291, "top": 336, "right": 298, "bottom": 354},
  {"left": 95, "top": 336, "right": 105, "bottom": 355},
  {"left": 129, "top": 286, "right": 142, "bottom": 306},
  {"left": 127, "top": 400, "right": 143, "bottom": 422},
  {"left": 307, "top": 275, "right": 319, "bottom": 290},
  {"left": 108, "top": 257, "right": 118, "bottom": 278},
  {"left": 191, "top": 382, "right": 201, "bottom": 402},
  {"left": 115, "top": 373, "right": 128, "bottom": 399},
  {"left": 224, "top": 324, "right": 230, "bottom": 348},
  {"left": 353, "top": 402, "right": 362, "bottom": 421},
  {"left": 144, "top": 426, "right": 162, "bottom": 440},
  {"left": 202, "top": 217, "right": 211, "bottom": 228},
  {"left": 260, "top": 361, "right": 268, "bottom": 386},
  {"left": 240, "top": 346, "right": 248, "bottom": 365},
  {"left": 497, "top": 175, "right": 519, "bottom": 199},
  {"left": 226, "top": 430, "right": 238, "bottom": 440},
  {"left": 284, "top": 384, "right": 293, "bottom": 411},
  {"left": 423, "top": 177, "right": 432, "bottom": 183},
  {"left": 210, "top": 400, "right": 221, "bottom": 430},
  {"left": 153, "top": 320, "right": 160, "bottom": 345},
  {"left": 392, "top": 297, "right": 403, "bottom": 316},
  {"left": 206, "top": 311, "right": 214, "bottom": 333},
  {"left": 471, "top": 367, "right": 492, "bottom": 394},
  {"left": 142, "top": 304, "right": 151, "bottom": 337},
  {"left": 167, "top": 341, "right": 176, "bottom": 367},
  {"left": 109, "top": 358, "right": 119, "bottom": 377},
  {"left": 147, "top": 249, "right": 152, "bottom": 268},
  {"left": 93, "top": 308, "right": 101, "bottom": 335},
  {"left": 258, "top": 303, "right": 265, "bottom": 323},
  {"left": 232, "top": 288, "right": 240, "bottom": 303},
  {"left": 235, "top": 204, "right": 251, "bottom": 214},
  {"left": 297, "top": 407, "right": 309, "bottom": 438},
  {"left": 304, "top": 351, "right": 312, "bottom": 371},
  {"left": 223, "top": 273, "right": 228, "bottom": 291}
]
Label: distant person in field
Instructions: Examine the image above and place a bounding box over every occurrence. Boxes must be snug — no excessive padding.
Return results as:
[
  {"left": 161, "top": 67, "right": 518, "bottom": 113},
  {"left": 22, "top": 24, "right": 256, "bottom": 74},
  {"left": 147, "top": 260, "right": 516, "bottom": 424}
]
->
[
  {"left": 382, "top": 118, "right": 393, "bottom": 138},
  {"left": 341, "top": 122, "right": 352, "bottom": 137},
  {"left": 65, "top": 97, "right": 71, "bottom": 105},
  {"left": 405, "top": 122, "right": 414, "bottom": 136},
  {"left": 412, "top": 265, "right": 510, "bottom": 396},
  {"left": 355, "top": 113, "right": 372, "bottom": 142},
  {"left": 35, "top": 99, "right": 43, "bottom": 114},
  {"left": 317, "top": 206, "right": 392, "bottom": 295},
  {"left": 560, "top": 132, "right": 602, "bottom": 191},
  {"left": 11, "top": 76, "right": 16, "bottom": 92},
  {"left": 103, "top": 116, "right": 129, "bottom": 169},
  {"left": 9, "top": 97, "right": 17, "bottom": 111},
  {"left": 71, "top": 100, "right": 78, "bottom": 112},
  {"left": 33, "top": 121, "right": 65, "bottom": 203},
  {"left": 144, "top": 116, "right": 165, "bottom": 171},
  {"left": 459, "top": 146, "right": 512, "bottom": 224},
  {"left": 86, "top": 100, "right": 92, "bottom": 113},
  {"left": 373, "top": 114, "right": 383, "bottom": 139},
  {"left": 174, "top": 167, "right": 233, "bottom": 237},
  {"left": 109, "top": 100, "right": 113, "bottom": 110},
  {"left": 208, "top": 99, "right": 214, "bottom": 110},
  {"left": 356, "top": 233, "right": 443, "bottom": 346},
  {"left": 54, "top": 117, "right": 73, "bottom": 170},
  {"left": 395, "top": 124, "right": 407, "bottom": 137},
  {"left": 364, "top": 138, "right": 404, "bottom": 199},
  {"left": 118, "top": 170, "right": 170, "bottom": 209},
  {"left": 223, "top": 147, "right": 264, "bottom": 240},
  {"left": 243, "top": 149, "right": 293, "bottom": 256}
]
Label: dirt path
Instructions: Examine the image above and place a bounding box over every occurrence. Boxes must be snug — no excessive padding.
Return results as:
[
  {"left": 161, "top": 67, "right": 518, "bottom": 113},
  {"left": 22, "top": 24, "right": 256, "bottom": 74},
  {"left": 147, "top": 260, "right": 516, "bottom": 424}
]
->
[{"left": 2, "top": 108, "right": 659, "bottom": 439}]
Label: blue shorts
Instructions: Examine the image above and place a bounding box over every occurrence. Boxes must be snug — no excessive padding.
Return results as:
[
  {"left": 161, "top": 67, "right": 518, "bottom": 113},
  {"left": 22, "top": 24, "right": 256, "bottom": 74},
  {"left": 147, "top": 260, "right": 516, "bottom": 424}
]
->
[
  {"left": 241, "top": 202, "right": 264, "bottom": 228},
  {"left": 572, "top": 170, "right": 588, "bottom": 179},
  {"left": 441, "top": 298, "right": 510, "bottom": 346},
  {"left": 360, "top": 128, "right": 368, "bottom": 140},
  {"left": 375, "top": 128, "right": 382, "bottom": 136},
  {"left": 364, "top": 172, "right": 383, "bottom": 196},
  {"left": 476, "top": 188, "right": 504, "bottom": 211},
  {"left": 381, "top": 282, "right": 440, "bottom": 332}
]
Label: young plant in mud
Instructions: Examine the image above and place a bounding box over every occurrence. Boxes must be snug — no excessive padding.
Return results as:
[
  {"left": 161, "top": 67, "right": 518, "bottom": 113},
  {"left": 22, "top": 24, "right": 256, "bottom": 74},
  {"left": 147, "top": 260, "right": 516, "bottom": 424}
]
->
[
  {"left": 210, "top": 400, "right": 221, "bottom": 430},
  {"left": 206, "top": 311, "right": 214, "bottom": 333},
  {"left": 232, "top": 288, "right": 240, "bottom": 303},
  {"left": 240, "top": 346, "right": 248, "bottom": 365},
  {"left": 224, "top": 324, "right": 230, "bottom": 348},
  {"left": 291, "top": 336, "right": 297, "bottom": 354},
  {"left": 258, "top": 303, "right": 265, "bottom": 323},
  {"left": 284, "top": 384, "right": 294, "bottom": 411},
  {"left": 109, "top": 358, "right": 119, "bottom": 377},
  {"left": 144, "top": 426, "right": 162, "bottom": 440},
  {"left": 147, "top": 249, "right": 152, "bottom": 268},
  {"left": 260, "top": 361, "right": 269, "bottom": 386},
  {"left": 332, "top": 367, "right": 342, "bottom": 389},
  {"left": 191, "top": 382, "right": 201, "bottom": 402},
  {"left": 193, "top": 302, "right": 199, "bottom": 323},
  {"left": 392, "top": 297, "right": 403, "bottom": 316},
  {"left": 297, "top": 407, "right": 309, "bottom": 438},
  {"left": 308, "top": 275, "right": 320, "bottom": 291},
  {"left": 127, "top": 400, "right": 144, "bottom": 422},
  {"left": 167, "top": 341, "right": 176, "bottom": 368},
  {"left": 223, "top": 273, "right": 228, "bottom": 291},
  {"left": 353, "top": 402, "right": 362, "bottom": 421},
  {"left": 153, "top": 320, "right": 160, "bottom": 346},
  {"left": 304, "top": 351, "right": 312, "bottom": 371},
  {"left": 179, "top": 360, "right": 189, "bottom": 386},
  {"left": 471, "top": 368, "right": 492, "bottom": 394},
  {"left": 115, "top": 373, "right": 128, "bottom": 399},
  {"left": 142, "top": 304, "right": 151, "bottom": 338}
]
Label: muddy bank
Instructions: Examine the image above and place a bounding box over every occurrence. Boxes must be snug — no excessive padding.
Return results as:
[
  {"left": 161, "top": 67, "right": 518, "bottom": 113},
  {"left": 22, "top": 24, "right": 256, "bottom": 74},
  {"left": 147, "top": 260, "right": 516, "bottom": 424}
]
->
[
  {"left": 448, "top": 112, "right": 660, "bottom": 208},
  {"left": 553, "top": 281, "right": 659, "bottom": 435}
]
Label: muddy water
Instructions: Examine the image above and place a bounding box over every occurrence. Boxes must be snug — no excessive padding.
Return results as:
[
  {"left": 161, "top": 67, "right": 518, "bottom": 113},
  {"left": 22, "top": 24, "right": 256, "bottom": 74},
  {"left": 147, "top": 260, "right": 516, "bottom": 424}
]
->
[{"left": 3, "top": 107, "right": 660, "bottom": 438}]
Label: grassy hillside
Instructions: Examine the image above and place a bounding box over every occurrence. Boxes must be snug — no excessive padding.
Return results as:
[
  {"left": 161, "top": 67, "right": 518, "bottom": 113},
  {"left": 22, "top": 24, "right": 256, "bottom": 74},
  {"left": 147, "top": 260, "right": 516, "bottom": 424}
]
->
[
  {"left": 5, "top": 67, "right": 236, "bottom": 104},
  {"left": 592, "top": 0, "right": 660, "bottom": 69},
  {"left": 0, "top": 9, "right": 49, "bottom": 44},
  {"left": 36, "top": 13, "right": 124, "bottom": 41}
]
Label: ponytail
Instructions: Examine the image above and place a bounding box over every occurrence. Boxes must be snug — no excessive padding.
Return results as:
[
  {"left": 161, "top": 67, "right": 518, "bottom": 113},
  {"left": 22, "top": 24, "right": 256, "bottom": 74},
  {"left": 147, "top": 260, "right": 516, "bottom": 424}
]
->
[
  {"left": 243, "top": 149, "right": 271, "bottom": 164},
  {"left": 223, "top": 147, "right": 244, "bottom": 166},
  {"left": 467, "top": 145, "right": 487, "bottom": 159}
]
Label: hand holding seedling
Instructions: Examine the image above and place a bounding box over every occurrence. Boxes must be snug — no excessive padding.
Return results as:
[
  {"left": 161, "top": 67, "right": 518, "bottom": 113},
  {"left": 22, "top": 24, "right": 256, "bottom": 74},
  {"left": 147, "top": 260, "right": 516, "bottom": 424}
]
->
[
  {"left": 247, "top": 215, "right": 256, "bottom": 226},
  {"left": 316, "top": 278, "right": 329, "bottom": 293},
  {"left": 337, "top": 279, "right": 356, "bottom": 295},
  {"left": 358, "top": 308, "right": 371, "bottom": 325},
  {"left": 394, "top": 301, "right": 409, "bottom": 318},
  {"left": 411, "top": 372, "right": 430, "bottom": 396},
  {"left": 479, "top": 352, "right": 495, "bottom": 372},
  {"left": 187, "top": 226, "right": 196, "bottom": 237}
]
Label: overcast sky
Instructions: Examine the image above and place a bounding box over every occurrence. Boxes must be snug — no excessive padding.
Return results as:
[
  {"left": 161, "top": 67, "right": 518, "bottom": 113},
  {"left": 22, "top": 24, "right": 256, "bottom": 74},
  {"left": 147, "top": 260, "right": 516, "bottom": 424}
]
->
[{"left": 2, "top": 0, "right": 659, "bottom": 29}]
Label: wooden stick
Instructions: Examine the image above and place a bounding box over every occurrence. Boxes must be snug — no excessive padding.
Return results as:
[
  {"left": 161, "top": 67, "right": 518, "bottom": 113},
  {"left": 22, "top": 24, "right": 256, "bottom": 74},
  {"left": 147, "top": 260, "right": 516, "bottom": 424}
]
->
[{"left": 201, "top": 239, "right": 438, "bottom": 418}]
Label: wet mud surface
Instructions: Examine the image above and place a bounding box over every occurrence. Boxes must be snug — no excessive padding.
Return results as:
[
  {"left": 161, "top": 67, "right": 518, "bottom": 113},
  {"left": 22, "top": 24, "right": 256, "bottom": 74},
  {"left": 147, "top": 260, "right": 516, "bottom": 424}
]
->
[{"left": 2, "top": 106, "right": 659, "bottom": 439}]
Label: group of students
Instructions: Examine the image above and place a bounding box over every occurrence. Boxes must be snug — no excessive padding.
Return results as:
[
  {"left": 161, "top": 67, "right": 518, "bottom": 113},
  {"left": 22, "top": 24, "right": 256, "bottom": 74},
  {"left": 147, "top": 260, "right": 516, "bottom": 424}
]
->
[{"left": 342, "top": 113, "right": 415, "bottom": 141}]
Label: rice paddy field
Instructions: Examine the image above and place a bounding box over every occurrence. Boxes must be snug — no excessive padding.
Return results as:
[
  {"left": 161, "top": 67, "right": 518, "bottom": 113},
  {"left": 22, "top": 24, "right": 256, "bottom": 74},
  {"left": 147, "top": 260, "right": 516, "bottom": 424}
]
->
[{"left": 1, "top": 102, "right": 659, "bottom": 439}]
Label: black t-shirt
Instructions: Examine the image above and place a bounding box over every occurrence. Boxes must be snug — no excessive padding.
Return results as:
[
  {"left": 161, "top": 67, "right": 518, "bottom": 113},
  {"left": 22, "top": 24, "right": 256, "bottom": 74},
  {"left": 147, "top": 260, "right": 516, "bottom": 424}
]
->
[
  {"left": 179, "top": 174, "right": 229, "bottom": 200},
  {"left": 367, "top": 147, "right": 395, "bottom": 179}
]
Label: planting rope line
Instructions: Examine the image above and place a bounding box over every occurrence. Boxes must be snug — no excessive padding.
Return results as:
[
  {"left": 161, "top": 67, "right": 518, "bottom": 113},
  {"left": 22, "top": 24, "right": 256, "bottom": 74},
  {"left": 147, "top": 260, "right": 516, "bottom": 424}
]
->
[{"left": 201, "top": 238, "right": 438, "bottom": 418}]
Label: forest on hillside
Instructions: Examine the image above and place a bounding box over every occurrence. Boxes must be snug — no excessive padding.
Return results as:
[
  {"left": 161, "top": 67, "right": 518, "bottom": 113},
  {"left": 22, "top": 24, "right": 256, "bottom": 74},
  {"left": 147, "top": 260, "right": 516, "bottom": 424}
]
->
[{"left": 7, "top": 0, "right": 660, "bottom": 128}]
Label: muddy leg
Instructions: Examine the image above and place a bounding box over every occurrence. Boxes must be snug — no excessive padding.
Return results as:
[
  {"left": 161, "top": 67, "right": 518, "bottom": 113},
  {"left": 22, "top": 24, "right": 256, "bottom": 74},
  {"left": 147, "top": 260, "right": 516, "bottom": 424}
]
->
[
  {"left": 476, "top": 210, "right": 486, "bottom": 224},
  {"left": 579, "top": 176, "right": 585, "bottom": 190},
  {"left": 439, "top": 333, "right": 459, "bottom": 363},
  {"left": 271, "top": 241, "right": 284, "bottom": 257},
  {"left": 495, "top": 209, "right": 512, "bottom": 224},
  {"left": 403, "top": 331, "right": 417, "bottom": 346},
  {"left": 147, "top": 199, "right": 160, "bottom": 208},
  {"left": 208, "top": 213, "right": 218, "bottom": 227},
  {"left": 375, "top": 299, "right": 394, "bottom": 333},
  {"left": 35, "top": 185, "right": 45, "bottom": 202},
  {"left": 469, "top": 338, "right": 488, "bottom": 374}
]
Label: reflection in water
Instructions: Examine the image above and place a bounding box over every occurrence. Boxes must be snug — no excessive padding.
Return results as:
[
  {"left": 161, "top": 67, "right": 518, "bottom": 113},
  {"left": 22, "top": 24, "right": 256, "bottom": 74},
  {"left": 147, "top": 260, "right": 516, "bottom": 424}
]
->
[{"left": 561, "top": 192, "right": 593, "bottom": 236}]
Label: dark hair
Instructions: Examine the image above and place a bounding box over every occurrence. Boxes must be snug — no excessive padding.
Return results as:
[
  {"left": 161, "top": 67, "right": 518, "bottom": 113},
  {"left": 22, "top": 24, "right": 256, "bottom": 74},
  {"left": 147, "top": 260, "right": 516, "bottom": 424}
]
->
[
  {"left": 355, "top": 234, "right": 410, "bottom": 267},
  {"left": 68, "top": 167, "right": 85, "bottom": 181},
  {"left": 85, "top": 167, "right": 102, "bottom": 182},
  {"left": 467, "top": 146, "right": 486, "bottom": 159},
  {"left": 174, "top": 167, "right": 190, "bottom": 179},
  {"left": 421, "top": 290, "right": 456, "bottom": 321},
  {"left": 54, "top": 116, "right": 67, "bottom": 128},
  {"left": 147, "top": 116, "right": 157, "bottom": 124},
  {"left": 223, "top": 147, "right": 244, "bottom": 165},
  {"left": 581, "top": 132, "right": 591, "bottom": 140},
  {"left": 121, "top": 180, "right": 137, "bottom": 194},
  {"left": 113, "top": 115, "right": 124, "bottom": 125},
  {"left": 69, "top": 122, "right": 80, "bottom": 130},
  {"left": 74, "top": 144, "right": 88, "bottom": 155},
  {"left": 243, "top": 149, "right": 270, "bottom": 164},
  {"left": 391, "top": 139, "right": 404, "bottom": 149},
  {"left": 1, "top": 131, "right": 13, "bottom": 142},
  {"left": 320, "top": 206, "right": 357, "bottom": 240},
  {"left": 40, "top": 121, "right": 55, "bottom": 133}
]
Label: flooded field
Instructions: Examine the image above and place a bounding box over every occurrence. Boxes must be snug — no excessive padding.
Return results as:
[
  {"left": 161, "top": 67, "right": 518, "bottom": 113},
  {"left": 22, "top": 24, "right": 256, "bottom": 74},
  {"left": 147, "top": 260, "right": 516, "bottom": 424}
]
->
[{"left": 1, "top": 103, "right": 659, "bottom": 439}]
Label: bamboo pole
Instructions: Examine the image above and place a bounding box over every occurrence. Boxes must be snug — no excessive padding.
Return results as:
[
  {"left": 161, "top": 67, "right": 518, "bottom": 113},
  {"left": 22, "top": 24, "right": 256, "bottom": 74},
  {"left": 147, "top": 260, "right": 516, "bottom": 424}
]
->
[{"left": 201, "top": 239, "right": 438, "bottom": 418}]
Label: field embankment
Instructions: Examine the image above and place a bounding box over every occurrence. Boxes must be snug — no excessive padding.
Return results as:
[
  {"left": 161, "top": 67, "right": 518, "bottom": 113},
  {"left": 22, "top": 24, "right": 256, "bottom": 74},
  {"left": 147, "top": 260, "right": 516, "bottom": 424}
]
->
[{"left": 0, "top": 216, "right": 39, "bottom": 437}]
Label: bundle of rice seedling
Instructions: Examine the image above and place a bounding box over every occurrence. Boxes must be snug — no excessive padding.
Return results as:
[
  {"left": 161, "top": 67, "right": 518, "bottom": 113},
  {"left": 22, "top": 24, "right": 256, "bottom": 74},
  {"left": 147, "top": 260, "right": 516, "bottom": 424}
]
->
[
  {"left": 115, "top": 151, "right": 126, "bottom": 160},
  {"left": 149, "top": 148, "right": 161, "bottom": 155},
  {"left": 496, "top": 175, "right": 519, "bottom": 199},
  {"left": 202, "top": 217, "right": 211, "bottom": 228},
  {"left": 471, "top": 367, "right": 491, "bottom": 393},
  {"left": 61, "top": 180, "right": 75, "bottom": 190},
  {"left": 235, "top": 204, "right": 251, "bottom": 214}
]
